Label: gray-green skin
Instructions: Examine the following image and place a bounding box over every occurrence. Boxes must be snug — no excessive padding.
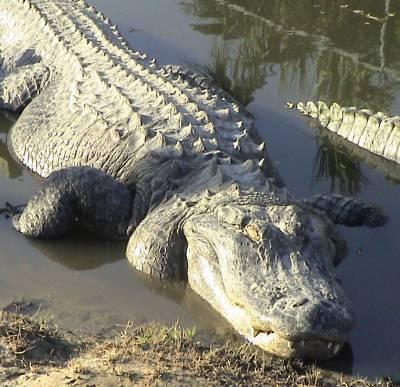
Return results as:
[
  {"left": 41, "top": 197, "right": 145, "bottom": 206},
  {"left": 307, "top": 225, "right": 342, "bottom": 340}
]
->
[
  {"left": 0, "top": 0, "right": 387, "bottom": 360},
  {"left": 294, "top": 101, "right": 400, "bottom": 164}
]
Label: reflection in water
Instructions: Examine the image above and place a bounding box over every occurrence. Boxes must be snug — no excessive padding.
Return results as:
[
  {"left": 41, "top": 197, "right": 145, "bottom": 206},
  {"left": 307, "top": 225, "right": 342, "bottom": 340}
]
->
[
  {"left": 26, "top": 233, "right": 239, "bottom": 343},
  {"left": 314, "top": 126, "right": 400, "bottom": 191},
  {"left": 193, "top": 42, "right": 272, "bottom": 106},
  {"left": 190, "top": 19, "right": 273, "bottom": 106},
  {"left": 134, "top": 270, "right": 187, "bottom": 305},
  {"left": 181, "top": 0, "right": 400, "bottom": 190},
  {"left": 29, "top": 232, "right": 220, "bottom": 325},
  {"left": 29, "top": 233, "right": 187, "bottom": 306},
  {"left": 136, "top": 270, "right": 243, "bottom": 338},
  {"left": 0, "top": 113, "right": 22, "bottom": 179},
  {"left": 27, "top": 235, "right": 125, "bottom": 271},
  {"left": 182, "top": 0, "right": 400, "bottom": 106},
  {"left": 313, "top": 130, "right": 368, "bottom": 195},
  {"left": 0, "top": 141, "right": 23, "bottom": 179}
]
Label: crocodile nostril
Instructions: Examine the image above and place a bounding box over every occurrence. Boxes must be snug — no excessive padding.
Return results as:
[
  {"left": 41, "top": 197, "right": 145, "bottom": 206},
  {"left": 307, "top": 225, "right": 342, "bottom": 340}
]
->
[
  {"left": 291, "top": 298, "right": 309, "bottom": 308},
  {"left": 251, "top": 327, "right": 274, "bottom": 338}
]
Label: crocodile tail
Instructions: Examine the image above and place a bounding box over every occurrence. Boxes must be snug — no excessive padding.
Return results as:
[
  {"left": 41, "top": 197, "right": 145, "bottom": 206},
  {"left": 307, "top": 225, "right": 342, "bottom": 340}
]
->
[
  {"left": 303, "top": 194, "right": 387, "bottom": 227},
  {"left": 294, "top": 101, "right": 400, "bottom": 164}
]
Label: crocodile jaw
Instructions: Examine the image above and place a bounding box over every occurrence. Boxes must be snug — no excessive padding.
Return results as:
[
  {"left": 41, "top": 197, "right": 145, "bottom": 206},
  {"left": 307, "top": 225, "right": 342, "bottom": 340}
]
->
[
  {"left": 189, "top": 254, "right": 347, "bottom": 360},
  {"left": 248, "top": 331, "right": 344, "bottom": 360}
]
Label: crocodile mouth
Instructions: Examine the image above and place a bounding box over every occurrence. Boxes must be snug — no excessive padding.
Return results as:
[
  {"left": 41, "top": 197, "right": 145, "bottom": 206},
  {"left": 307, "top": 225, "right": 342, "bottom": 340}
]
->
[{"left": 247, "top": 329, "right": 344, "bottom": 360}]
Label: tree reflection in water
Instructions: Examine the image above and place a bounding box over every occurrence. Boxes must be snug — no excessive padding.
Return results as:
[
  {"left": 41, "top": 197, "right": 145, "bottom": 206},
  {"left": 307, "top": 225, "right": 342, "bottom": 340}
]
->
[
  {"left": 313, "top": 130, "right": 369, "bottom": 195},
  {"left": 181, "top": 0, "right": 400, "bottom": 193}
]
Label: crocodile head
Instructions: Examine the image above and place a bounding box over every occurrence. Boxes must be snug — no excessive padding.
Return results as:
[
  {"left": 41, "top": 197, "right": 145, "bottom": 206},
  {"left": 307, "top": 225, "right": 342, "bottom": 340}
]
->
[{"left": 182, "top": 195, "right": 354, "bottom": 360}]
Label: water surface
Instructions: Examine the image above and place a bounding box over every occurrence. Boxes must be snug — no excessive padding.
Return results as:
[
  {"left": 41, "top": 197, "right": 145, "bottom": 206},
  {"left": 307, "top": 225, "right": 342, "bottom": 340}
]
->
[{"left": 1, "top": 0, "right": 399, "bottom": 379}]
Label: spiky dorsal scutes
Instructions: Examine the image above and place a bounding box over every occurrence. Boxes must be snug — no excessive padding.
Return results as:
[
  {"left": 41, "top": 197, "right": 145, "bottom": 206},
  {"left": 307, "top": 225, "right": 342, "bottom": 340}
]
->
[{"left": 7, "top": 0, "right": 269, "bottom": 186}]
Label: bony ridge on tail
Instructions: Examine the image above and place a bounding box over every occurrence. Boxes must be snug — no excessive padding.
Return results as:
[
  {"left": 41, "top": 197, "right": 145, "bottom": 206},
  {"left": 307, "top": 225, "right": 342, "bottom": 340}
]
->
[{"left": 288, "top": 100, "right": 400, "bottom": 164}]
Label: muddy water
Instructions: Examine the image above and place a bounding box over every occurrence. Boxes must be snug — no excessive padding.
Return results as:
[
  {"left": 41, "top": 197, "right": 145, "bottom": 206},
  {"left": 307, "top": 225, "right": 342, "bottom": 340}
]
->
[{"left": 1, "top": 0, "right": 399, "bottom": 379}]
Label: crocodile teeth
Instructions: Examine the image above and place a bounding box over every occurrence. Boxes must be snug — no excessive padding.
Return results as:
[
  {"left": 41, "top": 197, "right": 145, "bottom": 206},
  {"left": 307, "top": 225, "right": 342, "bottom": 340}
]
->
[
  {"left": 327, "top": 342, "right": 333, "bottom": 349},
  {"left": 252, "top": 329, "right": 262, "bottom": 338},
  {"left": 333, "top": 344, "right": 341, "bottom": 355}
]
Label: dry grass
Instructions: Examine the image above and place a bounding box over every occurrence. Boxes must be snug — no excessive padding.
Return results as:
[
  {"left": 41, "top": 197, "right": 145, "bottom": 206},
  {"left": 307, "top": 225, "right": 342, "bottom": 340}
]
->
[
  {"left": 88, "top": 321, "right": 396, "bottom": 386},
  {"left": 0, "top": 308, "right": 397, "bottom": 386},
  {"left": 0, "top": 311, "right": 75, "bottom": 368}
]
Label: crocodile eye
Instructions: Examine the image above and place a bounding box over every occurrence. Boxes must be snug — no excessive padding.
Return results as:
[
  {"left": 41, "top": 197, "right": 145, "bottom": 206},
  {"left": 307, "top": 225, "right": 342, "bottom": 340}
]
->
[
  {"left": 244, "top": 223, "right": 264, "bottom": 242},
  {"left": 244, "top": 221, "right": 278, "bottom": 243}
]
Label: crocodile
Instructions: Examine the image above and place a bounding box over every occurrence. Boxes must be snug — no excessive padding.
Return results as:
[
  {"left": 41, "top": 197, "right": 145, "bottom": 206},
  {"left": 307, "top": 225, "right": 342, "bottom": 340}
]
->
[
  {"left": 292, "top": 101, "right": 400, "bottom": 165},
  {"left": 0, "top": 0, "right": 387, "bottom": 360}
]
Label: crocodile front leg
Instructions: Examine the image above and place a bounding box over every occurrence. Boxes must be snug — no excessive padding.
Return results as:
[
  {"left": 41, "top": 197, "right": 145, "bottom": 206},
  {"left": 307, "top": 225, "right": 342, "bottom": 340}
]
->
[
  {"left": 127, "top": 195, "right": 190, "bottom": 281},
  {"left": 12, "top": 167, "right": 133, "bottom": 240}
]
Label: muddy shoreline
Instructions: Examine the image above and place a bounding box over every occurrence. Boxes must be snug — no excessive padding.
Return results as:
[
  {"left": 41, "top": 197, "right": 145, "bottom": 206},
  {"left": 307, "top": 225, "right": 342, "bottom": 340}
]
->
[{"left": 0, "top": 301, "right": 397, "bottom": 387}]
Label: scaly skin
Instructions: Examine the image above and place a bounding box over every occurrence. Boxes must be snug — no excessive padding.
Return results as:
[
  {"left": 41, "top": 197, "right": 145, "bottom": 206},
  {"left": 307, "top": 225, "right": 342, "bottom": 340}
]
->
[
  {"left": 294, "top": 101, "right": 400, "bottom": 164},
  {"left": 0, "top": 0, "right": 387, "bottom": 359}
]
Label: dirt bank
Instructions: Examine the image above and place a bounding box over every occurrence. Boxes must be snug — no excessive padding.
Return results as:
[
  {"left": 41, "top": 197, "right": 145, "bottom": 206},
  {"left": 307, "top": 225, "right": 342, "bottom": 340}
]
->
[{"left": 0, "top": 302, "right": 397, "bottom": 386}]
